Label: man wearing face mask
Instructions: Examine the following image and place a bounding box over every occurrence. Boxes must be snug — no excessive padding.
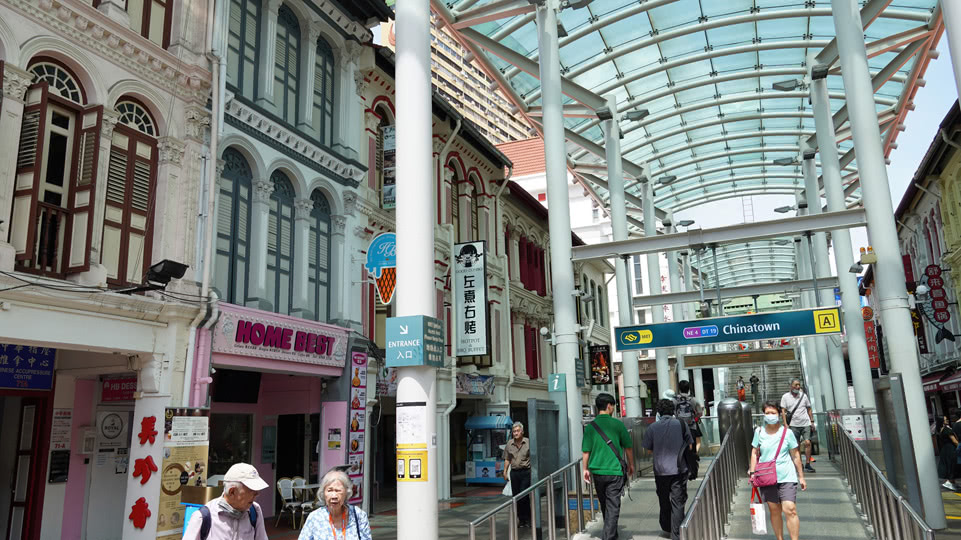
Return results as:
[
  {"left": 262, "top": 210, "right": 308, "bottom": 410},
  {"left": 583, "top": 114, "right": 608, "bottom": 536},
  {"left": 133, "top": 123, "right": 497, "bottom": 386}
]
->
[
  {"left": 780, "top": 379, "right": 816, "bottom": 473},
  {"left": 182, "top": 463, "right": 269, "bottom": 540}
]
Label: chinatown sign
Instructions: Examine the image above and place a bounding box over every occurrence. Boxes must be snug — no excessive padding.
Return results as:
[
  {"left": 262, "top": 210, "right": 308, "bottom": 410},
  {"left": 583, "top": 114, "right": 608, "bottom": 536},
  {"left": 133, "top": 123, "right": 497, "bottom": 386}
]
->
[{"left": 212, "top": 303, "right": 349, "bottom": 367}]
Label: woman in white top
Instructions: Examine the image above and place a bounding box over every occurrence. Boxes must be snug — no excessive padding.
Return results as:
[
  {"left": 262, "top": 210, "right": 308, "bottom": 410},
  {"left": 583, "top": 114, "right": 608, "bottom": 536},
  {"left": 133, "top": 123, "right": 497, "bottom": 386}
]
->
[{"left": 748, "top": 401, "right": 807, "bottom": 540}]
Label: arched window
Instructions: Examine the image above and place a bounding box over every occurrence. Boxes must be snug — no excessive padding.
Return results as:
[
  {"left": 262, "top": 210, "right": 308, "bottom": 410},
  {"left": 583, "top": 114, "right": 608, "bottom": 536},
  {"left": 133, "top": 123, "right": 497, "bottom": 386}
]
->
[
  {"left": 226, "top": 0, "right": 261, "bottom": 99},
  {"left": 449, "top": 164, "right": 460, "bottom": 242},
  {"left": 267, "top": 170, "right": 295, "bottom": 314},
  {"left": 215, "top": 148, "right": 253, "bottom": 304},
  {"left": 274, "top": 5, "right": 300, "bottom": 123},
  {"left": 470, "top": 176, "right": 480, "bottom": 241},
  {"left": 309, "top": 190, "right": 332, "bottom": 322},
  {"left": 102, "top": 99, "right": 159, "bottom": 286},
  {"left": 313, "top": 37, "right": 336, "bottom": 145},
  {"left": 29, "top": 62, "right": 84, "bottom": 104}
]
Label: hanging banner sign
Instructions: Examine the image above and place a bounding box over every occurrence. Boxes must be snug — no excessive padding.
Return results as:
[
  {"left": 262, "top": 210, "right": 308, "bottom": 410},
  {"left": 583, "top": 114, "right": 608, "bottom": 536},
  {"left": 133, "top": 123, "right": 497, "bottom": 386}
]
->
[
  {"left": 614, "top": 307, "right": 843, "bottom": 351},
  {"left": 911, "top": 309, "right": 929, "bottom": 354},
  {"left": 455, "top": 373, "right": 496, "bottom": 395},
  {"left": 347, "top": 351, "right": 368, "bottom": 505},
  {"left": 381, "top": 126, "right": 396, "bottom": 209},
  {"left": 590, "top": 345, "right": 612, "bottom": 385},
  {"left": 365, "top": 232, "right": 397, "bottom": 305},
  {"left": 454, "top": 241, "right": 490, "bottom": 357},
  {"left": 864, "top": 321, "right": 881, "bottom": 369}
]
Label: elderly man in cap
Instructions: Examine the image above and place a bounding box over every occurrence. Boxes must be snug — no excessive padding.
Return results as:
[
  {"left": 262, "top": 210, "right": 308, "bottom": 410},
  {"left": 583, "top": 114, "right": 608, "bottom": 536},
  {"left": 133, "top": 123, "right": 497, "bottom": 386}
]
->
[{"left": 183, "top": 463, "right": 269, "bottom": 540}]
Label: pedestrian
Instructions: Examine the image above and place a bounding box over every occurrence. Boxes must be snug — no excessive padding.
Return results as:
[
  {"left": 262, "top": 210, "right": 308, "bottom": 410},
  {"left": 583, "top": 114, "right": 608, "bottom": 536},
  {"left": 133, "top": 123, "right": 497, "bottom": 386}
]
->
[
  {"left": 503, "top": 421, "right": 532, "bottom": 528},
  {"left": 674, "top": 379, "right": 703, "bottom": 464},
  {"left": 182, "top": 463, "right": 269, "bottom": 540},
  {"left": 750, "top": 373, "right": 761, "bottom": 407},
  {"left": 642, "top": 399, "right": 694, "bottom": 540},
  {"left": 737, "top": 376, "right": 746, "bottom": 402},
  {"left": 937, "top": 414, "right": 959, "bottom": 488},
  {"left": 780, "top": 379, "right": 816, "bottom": 473},
  {"left": 749, "top": 401, "right": 807, "bottom": 540},
  {"left": 582, "top": 393, "right": 635, "bottom": 540},
  {"left": 299, "top": 469, "right": 372, "bottom": 540}
]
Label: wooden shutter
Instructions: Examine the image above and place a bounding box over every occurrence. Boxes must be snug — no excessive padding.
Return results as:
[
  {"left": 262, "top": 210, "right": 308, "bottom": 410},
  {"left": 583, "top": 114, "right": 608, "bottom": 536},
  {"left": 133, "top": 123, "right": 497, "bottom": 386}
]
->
[
  {"left": 11, "top": 83, "right": 49, "bottom": 260},
  {"left": 66, "top": 105, "right": 102, "bottom": 273}
]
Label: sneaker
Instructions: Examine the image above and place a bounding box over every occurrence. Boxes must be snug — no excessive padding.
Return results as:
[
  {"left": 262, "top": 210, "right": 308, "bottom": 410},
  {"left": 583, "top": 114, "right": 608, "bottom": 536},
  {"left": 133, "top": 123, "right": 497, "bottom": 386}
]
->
[
  {"left": 804, "top": 464, "right": 816, "bottom": 473},
  {"left": 943, "top": 481, "right": 955, "bottom": 490}
]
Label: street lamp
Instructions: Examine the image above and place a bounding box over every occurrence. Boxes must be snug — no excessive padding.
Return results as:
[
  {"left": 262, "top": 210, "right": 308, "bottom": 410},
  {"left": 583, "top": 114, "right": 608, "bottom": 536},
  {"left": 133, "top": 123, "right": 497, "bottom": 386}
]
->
[
  {"left": 772, "top": 79, "right": 801, "bottom": 91},
  {"left": 625, "top": 109, "right": 649, "bottom": 121},
  {"left": 774, "top": 205, "right": 795, "bottom": 214},
  {"left": 772, "top": 157, "right": 796, "bottom": 166}
]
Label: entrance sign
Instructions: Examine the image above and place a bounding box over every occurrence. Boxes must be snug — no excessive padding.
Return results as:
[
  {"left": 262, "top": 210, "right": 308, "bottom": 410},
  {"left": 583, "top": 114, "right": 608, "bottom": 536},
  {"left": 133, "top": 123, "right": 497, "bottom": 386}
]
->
[
  {"left": 386, "top": 315, "right": 445, "bottom": 367},
  {"left": 454, "top": 241, "right": 490, "bottom": 357},
  {"left": 614, "top": 307, "right": 843, "bottom": 351}
]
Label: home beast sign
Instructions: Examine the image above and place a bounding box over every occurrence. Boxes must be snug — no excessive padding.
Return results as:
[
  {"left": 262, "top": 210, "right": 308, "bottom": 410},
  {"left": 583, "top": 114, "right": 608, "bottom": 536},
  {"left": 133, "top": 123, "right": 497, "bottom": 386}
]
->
[{"left": 234, "top": 320, "right": 337, "bottom": 356}]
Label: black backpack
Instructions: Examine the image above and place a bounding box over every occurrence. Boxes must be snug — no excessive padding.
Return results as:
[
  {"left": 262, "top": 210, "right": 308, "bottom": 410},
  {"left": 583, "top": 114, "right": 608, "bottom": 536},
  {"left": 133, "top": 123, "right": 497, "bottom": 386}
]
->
[
  {"left": 674, "top": 395, "right": 696, "bottom": 428},
  {"left": 198, "top": 504, "right": 258, "bottom": 540}
]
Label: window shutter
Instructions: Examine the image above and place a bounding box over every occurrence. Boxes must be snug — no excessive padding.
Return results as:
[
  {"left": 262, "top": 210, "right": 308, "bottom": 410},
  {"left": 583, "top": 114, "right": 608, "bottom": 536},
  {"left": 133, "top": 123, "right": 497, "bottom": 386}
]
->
[
  {"left": 65, "top": 105, "right": 102, "bottom": 273},
  {"left": 11, "top": 83, "right": 49, "bottom": 261}
]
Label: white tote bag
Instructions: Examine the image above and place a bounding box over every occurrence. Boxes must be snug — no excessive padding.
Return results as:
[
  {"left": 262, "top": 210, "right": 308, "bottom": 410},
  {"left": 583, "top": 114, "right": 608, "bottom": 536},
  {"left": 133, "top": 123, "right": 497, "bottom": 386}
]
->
[
  {"left": 503, "top": 465, "right": 512, "bottom": 496},
  {"left": 750, "top": 487, "right": 768, "bottom": 535}
]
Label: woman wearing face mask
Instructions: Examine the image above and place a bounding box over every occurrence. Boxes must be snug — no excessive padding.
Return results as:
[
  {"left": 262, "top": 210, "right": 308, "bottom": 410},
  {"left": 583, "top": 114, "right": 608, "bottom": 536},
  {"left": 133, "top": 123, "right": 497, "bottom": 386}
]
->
[
  {"left": 299, "top": 469, "right": 372, "bottom": 540},
  {"left": 749, "top": 402, "right": 806, "bottom": 540}
]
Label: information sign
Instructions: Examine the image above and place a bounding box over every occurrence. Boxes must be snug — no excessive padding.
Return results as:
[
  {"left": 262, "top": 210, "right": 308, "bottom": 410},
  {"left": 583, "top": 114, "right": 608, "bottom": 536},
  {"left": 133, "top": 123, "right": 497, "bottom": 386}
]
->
[
  {"left": 0, "top": 343, "right": 55, "bottom": 390},
  {"left": 386, "top": 315, "right": 444, "bottom": 367}
]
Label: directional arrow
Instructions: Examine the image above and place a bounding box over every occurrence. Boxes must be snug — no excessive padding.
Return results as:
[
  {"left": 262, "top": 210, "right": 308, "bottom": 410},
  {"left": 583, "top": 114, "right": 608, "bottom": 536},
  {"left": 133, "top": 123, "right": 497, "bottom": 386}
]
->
[{"left": 400, "top": 325, "right": 409, "bottom": 335}]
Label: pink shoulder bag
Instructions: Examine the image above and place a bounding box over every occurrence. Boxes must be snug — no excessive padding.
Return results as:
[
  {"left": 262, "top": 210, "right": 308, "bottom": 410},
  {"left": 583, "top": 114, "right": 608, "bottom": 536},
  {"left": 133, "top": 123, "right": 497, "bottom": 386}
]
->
[{"left": 751, "top": 427, "right": 787, "bottom": 487}]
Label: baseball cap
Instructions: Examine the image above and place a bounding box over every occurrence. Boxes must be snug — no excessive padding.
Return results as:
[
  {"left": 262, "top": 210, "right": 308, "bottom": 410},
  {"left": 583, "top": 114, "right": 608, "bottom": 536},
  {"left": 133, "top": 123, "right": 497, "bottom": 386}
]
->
[{"left": 223, "top": 463, "right": 269, "bottom": 491}]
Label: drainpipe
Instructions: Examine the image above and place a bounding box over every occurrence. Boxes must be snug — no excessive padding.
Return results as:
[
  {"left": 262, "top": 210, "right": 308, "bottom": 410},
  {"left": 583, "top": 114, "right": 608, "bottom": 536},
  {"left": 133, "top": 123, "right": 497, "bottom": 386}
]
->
[{"left": 494, "top": 165, "right": 514, "bottom": 401}]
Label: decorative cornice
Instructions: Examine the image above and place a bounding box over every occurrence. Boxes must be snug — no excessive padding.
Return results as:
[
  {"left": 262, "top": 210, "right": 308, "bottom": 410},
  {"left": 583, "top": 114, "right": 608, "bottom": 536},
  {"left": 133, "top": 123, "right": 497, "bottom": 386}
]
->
[
  {"left": 332, "top": 215, "right": 347, "bottom": 235},
  {"left": 2, "top": 64, "right": 32, "bottom": 101},
  {"left": 184, "top": 106, "right": 211, "bottom": 143},
  {"left": 253, "top": 179, "right": 275, "bottom": 204},
  {"left": 225, "top": 95, "right": 365, "bottom": 186},
  {"left": 353, "top": 69, "right": 368, "bottom": 98},
  {"left": 20, "top": 0, "right": 211, "bottom": 105},
  {"left": 158, "top": 136, "right": 187, "bottom": 165},
  {"left": 294, "top": 197, "right": 313, "bottom": 220},
  {"left": 216, "top": 159, "right": 226, "bottom": 177},
  {"left": 433, "top": 138, "right": 447, "bottom": 155},
  {"left": 365, "top": 108, "right": 381, "bottom": 133},
  {"left": 343, "top": 191, "right": 357, "bottom": 217}
]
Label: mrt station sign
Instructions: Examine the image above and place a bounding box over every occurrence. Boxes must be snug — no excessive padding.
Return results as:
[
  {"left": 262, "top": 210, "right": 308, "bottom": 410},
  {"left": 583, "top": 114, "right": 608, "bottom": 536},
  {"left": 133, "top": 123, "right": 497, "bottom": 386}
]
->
[{"left": 614, "top": 307, "right": 843, "bottom": 351}]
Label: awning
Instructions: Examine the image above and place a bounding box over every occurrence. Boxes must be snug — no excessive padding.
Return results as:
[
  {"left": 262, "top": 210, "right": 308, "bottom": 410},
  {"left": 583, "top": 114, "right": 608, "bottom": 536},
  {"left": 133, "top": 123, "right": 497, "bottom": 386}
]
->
[
  {"left": 922, "top": 370, "right": 949, "bottom": 394},
  {"left": 940, "top": 372, "right": 961, "bottom": 393},
  {"left": 465, "top": 415, "right": 513, "bottom": 431}
]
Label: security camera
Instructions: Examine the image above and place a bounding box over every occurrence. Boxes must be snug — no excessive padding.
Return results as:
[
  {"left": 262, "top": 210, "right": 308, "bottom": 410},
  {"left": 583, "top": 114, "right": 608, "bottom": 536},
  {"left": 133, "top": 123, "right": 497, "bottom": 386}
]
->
[
  {"left": 539, "top": 327, "right": 549, "bottom": 336},
  {"left": 849, "top": 262, "right": 864, "bottom": 274},
  {"left": 916, "top": 284, "right": 929, "bottom": 296}
]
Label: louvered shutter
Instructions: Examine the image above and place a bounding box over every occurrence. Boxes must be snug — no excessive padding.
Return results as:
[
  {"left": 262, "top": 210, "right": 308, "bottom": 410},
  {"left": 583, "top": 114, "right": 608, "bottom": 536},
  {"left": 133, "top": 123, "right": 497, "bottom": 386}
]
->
[
  {"left": 11, "top": 83, "right": 49, "bottom": 260},
  {"left": 66, "top": 105, "right": 102, "bottom": 273}
]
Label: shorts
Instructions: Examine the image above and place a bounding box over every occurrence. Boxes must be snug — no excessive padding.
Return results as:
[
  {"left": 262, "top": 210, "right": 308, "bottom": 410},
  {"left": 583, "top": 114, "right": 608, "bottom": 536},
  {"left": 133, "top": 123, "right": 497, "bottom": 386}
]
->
[
  {"left": 758, "top": 482, "right": 798, "bottom": 504},
  {"left": 790, "top": 426, "right": 811, "bottom": 444},
  {"left": 690, "top": 424, "right": 703, "bottom": 438}
]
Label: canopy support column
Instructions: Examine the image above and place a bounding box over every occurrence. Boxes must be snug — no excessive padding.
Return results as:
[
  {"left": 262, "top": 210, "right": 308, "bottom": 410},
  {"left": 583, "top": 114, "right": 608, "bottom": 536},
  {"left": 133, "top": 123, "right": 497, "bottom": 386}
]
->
[
  {"left": 682, "top": 251, "right": 706, "bottom": 401},
  {"left": 644, "top": 180, "right": 672, "bottom": 397}
]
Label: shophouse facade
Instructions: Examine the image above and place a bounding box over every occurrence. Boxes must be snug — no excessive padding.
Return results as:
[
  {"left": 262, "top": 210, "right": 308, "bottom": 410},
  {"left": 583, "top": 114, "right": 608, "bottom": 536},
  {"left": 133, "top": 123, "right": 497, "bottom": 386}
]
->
[{"left": 0, "top": 0, "right": 214, "bottom": 538}]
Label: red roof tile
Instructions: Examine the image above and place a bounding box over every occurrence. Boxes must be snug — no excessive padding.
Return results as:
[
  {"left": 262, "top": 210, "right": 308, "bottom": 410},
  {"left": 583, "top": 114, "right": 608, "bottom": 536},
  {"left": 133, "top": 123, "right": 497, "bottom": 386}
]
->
[{"left": 497, "top": 138, "right": 545, "bottom": 177}]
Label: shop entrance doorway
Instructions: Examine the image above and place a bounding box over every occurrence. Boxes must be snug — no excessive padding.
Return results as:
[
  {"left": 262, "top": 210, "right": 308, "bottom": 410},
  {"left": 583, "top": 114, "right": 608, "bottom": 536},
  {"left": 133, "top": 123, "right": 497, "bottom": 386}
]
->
[
  {"left": 275, "top": 414, "right": 307, "bottom": 511},
  {"left": 1, "top": 395, "right": 51, "bottom": 540}
]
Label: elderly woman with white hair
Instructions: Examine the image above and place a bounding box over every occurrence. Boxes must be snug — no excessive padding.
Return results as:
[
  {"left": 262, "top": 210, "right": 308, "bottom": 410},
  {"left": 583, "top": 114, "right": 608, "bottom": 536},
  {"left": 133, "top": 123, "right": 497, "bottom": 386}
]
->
[{"left": 298, "top": 469, "right": 371, "bottom": 540}]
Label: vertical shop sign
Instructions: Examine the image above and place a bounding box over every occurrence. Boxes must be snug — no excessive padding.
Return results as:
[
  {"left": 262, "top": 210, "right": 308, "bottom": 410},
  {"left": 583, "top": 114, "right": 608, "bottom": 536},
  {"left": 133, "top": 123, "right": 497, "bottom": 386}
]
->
[
  {"left": 156, "top": 409, "right": 209, "bottom": 539},
  {"left": 347, "top": 352, "right": 368, "bottom": 505},
  {"left": 864, "top": 321, "right": 881, "bottom": 369},
  {"left": 454, "top": 241, "right": 490, "bottom": 356},
  {"left": 48, "top": 408, "right": 73, "bottom": 483},
  {"left": 381, "top": 126, "right": 396, "bottom": 209},
  {"left": 590, "top": 345, "right": 612, "bottom": 385},
  {"left": 911, "top": 309, "right": 929, "bottom": 354},
  {"left": 903, "top": 254, "right": 916, "bottom": 290}
]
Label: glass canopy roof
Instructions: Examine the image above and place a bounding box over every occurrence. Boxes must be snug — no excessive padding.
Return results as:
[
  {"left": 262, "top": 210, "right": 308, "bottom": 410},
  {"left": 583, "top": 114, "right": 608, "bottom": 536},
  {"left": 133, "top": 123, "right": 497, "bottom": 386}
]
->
[{"left": 432, "top": 0, "right": 943, "bottom": 282}]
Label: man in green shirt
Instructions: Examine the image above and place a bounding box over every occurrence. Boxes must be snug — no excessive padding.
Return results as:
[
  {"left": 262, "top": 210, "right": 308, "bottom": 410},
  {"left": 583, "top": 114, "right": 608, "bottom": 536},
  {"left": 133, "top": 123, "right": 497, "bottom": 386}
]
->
[{"left": 582, "top": 393, "right": 634, "bottom": 540}]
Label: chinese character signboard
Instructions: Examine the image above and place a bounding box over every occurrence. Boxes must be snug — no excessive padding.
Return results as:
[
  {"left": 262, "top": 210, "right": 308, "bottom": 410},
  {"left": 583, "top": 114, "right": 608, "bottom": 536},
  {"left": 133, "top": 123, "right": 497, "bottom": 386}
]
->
[
  {"left": 381, "top": 126, "right": 396, "bottom": 209},
  {"left": 590, "top": 345, "right": 612, "bottom": 385},
  {"left": 0, "top": 343, "right": 55, "bottom": 390},
  {"left": 864, "top": 320, "right": 881, "bottom": 369},
  {"left": 454, "top": 241, "right": 490, "bottom": 357},
  {"left": 347, "top": 352, "right": 368, "bottom": 504}
]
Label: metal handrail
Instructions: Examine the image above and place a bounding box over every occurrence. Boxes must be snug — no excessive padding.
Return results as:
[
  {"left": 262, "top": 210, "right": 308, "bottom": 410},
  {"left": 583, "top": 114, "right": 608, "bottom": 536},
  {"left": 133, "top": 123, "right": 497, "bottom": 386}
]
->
[
  {"left": 834, "top": 422, "right": 935, "bottom": 540},
  {"left": 468, "top": 458, "right": 592, "bottom": 540},
  {"left": 679, "top": 431, "right": 737, "bottom": 540}
]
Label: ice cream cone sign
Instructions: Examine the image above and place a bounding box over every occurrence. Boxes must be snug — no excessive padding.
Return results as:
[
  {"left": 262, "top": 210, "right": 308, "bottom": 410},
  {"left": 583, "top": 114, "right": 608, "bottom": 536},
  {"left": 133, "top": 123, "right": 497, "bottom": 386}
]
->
[{"left": 365, "top": 232, "right": 397, "bottom": 305}]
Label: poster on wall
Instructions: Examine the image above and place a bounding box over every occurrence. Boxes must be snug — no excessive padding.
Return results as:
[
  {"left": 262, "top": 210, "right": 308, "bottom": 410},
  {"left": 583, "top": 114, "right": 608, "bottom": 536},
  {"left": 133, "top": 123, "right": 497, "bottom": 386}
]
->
[
  {"left": 156, "top": 409, "right": 210, "bottom": 539},
  {"left": 381, "top": 126, "right": 396, "bottom": 209},
  {"left": 454, "top": 241, "right": 490, "bottom": 357},
  {"left": 590, "top": 345, "right": 612, "bottom": 385},
  {"left": 96, "top": 411, "right": 129, "bottom": 451},
  {"left": 376, "top": 366, "right": 398, "bottom": 396},
  {"left": 348, "top": 352, "right": 368, "bottom": 505}
]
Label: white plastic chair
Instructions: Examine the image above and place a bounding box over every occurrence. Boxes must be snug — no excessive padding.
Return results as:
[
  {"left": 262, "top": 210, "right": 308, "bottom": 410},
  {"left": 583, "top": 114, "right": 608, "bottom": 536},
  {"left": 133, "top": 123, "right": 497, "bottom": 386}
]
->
[
  {"left": 275, "top": 477, "right": 302, "bottom": 528},
  {"left": 299, "top": 487, "right": 324, "bottom": 528}
]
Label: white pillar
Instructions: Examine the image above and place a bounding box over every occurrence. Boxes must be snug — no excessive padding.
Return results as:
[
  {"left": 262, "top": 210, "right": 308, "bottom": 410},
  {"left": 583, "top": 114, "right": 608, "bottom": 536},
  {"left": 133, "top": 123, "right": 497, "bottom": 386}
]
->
[
  {"left": 394, "top": 0, "right": 438, "bottom": 536},
  {"left": 291, "top": 198, "right": 313, "bottom": 319},
  {"left": 330, "top": 215, "right": 347, "bottom": 322},
  {"left": 832, "top": 0, "right": 943, "bottom": 525},
  {"left": 682, "top": 252, "right": 706, "bottom": 401},
  {"left": 535, "top": 0, "right": 583, "bottom": 454},
  {"left": 942, "top": 0, "right": 961, "bottom": 101},
  {"left": 247, "top": 180, "right": 273, "bottom": 310},
  {"left": 809, "top": 72, "right": 876, "bottom": 409},
  {"left": 794, "top": 220, "right": 828, "bottom": 410},
  {"left": 643, "top": 181, "right": 672, "bottom": 397},
  {"left": 297, "top": 24, "right": 321, "bottom": 134},
  {"left": 602, "top": 97, "right": 641, "bottom": 417},
  {"left": 256, "top": 0, "right": 282, "bottom": 109},
  {"left": 665, "top": 214, "right": 686, "bottom": 382},
  {"left": 802, "top": 155, "right": 849, "bottom": 407},
  {"left": 0, "top": 64, "right": 33, "bottom": 269}
]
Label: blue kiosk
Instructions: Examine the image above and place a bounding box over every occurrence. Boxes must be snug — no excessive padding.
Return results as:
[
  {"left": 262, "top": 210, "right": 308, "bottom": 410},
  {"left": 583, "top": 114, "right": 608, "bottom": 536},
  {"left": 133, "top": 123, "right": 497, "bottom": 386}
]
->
[{"left": 464, "top": 415, "right": 512, "bottom": 486}]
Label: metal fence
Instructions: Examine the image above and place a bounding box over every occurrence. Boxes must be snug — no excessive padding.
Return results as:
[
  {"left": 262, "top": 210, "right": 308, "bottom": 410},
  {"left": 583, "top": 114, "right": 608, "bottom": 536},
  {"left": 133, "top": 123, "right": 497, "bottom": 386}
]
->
[
  {"left": 833, "top": 421, "right": 935, "bottom": 540},
  {"left": 678, "top": 430, "right": 737, "bottom": 540}
]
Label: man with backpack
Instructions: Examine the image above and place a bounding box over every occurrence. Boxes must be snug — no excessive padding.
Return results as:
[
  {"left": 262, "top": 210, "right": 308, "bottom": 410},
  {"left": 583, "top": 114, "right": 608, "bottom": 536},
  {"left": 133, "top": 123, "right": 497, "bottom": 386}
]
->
[
  {"left": 674, "top": 380, "right": 702, "bottom": 478},
  {"left": 582, "top": 393, "right": 634, "bottom": 540},
  {"left": 182, "top": 463, "right": 269, "bottom": 540},
  {"left": 642, "top": 399, "right": 695, "bottom": 540}
]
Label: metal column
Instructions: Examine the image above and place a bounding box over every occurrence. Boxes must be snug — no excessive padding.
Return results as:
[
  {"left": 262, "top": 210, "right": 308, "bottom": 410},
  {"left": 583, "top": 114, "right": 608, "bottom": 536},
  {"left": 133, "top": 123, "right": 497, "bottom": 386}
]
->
[
  {"left": 795, "top": 197, "right": 831, "bottom": 410},
  {"left": 603, "top": 96, "right": 642, "bottom": 417},
  {"left": 942, "top": 0, "right": 961, "bottom": 100},
  {"left": 394, "top": 0, "right": 438, "bottom": 536},
  {"left": 666, "top": 213, "right": 686, "bottom": 382},
  {"left": 831, "top": 0, "right": 944, "bottom": 527},
  {"left": 644, "top": 180, "right": 672, "bottom": 396},
  {"left": 682, "top": 251, "right": 706, "bottom": 400},
  {"left": 802, "top": 154, "right": 850, "bottom": 407},
  {"left": 535, "top": 0, "right": 583, "bottom": 455},
  {"left": 809, "top": 70, "right": 876, "bottom": 408}
]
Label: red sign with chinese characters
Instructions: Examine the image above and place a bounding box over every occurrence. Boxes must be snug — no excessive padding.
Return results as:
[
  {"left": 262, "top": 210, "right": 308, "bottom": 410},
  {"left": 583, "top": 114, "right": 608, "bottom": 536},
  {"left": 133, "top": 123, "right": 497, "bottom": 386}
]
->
[
  {"left": 101, "top": 376, "right": 137, "bottom": 402},
  {"left": 929, "top": 276, "right": 945, "bottom": 289},
  {"left": 926, "top": 264, "right": 942, "bottom": 277},
  {"left": 935, "top": 310, "right": 952, "bottom": 323},
  {"left": 931, "top": 288, "right": 947, "bottom": 299},
  {"left": 864, "top": 321, "right": 881, "bottom": 369},
  {"left": 933, "top": 299, "right": 949, "bottom": 311}
]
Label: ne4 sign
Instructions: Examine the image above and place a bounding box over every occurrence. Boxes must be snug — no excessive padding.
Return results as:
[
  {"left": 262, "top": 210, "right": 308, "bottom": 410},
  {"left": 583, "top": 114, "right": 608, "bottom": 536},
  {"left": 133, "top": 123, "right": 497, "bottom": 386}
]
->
[{"left": 614, "top": 307, "right": 843, "bottom": 351}]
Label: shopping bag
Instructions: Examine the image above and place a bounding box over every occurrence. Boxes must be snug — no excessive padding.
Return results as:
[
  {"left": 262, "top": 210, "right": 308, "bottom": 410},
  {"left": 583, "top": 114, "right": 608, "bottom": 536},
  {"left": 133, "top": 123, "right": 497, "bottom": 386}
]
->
[
  {"left": 750, "top": 487, "right": 768, "bottom": 535},
  {"left": 502, "top": 466, "right": 512, "bottom": 496}
]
